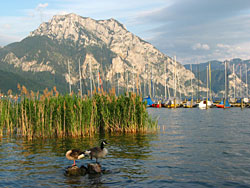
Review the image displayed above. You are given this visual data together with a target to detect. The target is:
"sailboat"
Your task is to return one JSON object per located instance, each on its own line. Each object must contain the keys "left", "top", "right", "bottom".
{"left": 166, "top": 56, "right": 181, "bottom": 108}
{"left": 183, "top": 64, "right": 198, "bottom": 108}
{"left": 216, "top": 61, "right": 231, "bottom": 108}
{"left": 243, "top": 64, "right": 249, "bottom": 103}
{"left": 216, "top": 99, "right": 231, "bottom": 108}
{"left": 143, "top": 96, "right": 154, "bottom": 107}
{"left": 199, "top": 63, "right": 213, "bottom": 109}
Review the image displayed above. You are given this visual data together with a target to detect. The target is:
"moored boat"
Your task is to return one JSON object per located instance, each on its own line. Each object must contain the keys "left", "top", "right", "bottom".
{"left": 183, "top": 100, "right": 198, "bottom": 108}
{"left": 216, "top": 99, "right": 231, "bottom": 108}
{"left": 163, "top": 98, "right": 181, "bottom": 108}
{"left": 151, "top": 99, "right": 162, "bottom": 108}
{"left": 198, "top": 100, "right": 213, "bottom": 109}
{"left": 143, "top": 96, "right": 154, "bottom": 107}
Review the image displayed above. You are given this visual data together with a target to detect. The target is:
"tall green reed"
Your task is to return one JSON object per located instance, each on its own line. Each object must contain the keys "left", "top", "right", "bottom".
{"left": 0, "top": 86, "right": 157, "bottom": 139}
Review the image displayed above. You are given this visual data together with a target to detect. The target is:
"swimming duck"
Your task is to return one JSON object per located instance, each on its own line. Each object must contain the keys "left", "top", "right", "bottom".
{"left": 65, "top": 149, "right": 85, "bottom": 166}
{"left": 85, "top": 141, "right": 108, "bottom": 164}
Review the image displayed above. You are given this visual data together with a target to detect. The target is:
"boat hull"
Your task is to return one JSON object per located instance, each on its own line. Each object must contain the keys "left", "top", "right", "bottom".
{"left": 198, "top": 100, "right": 212, "bottom": 109}
{"left": 216, "top": 104, "right": 230, "bottom": 108}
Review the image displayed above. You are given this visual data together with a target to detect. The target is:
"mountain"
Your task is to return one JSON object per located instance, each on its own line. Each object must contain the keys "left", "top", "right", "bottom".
{"left": 184, "top": 59, "right": 250, "bottom": 98}
{"left": 0, "top": 13, "right": 205, "bottom": 97}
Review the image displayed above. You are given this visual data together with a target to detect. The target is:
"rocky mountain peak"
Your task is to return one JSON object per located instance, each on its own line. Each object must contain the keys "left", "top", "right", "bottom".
{"left": 1, "top": 13, "right": 208, "bottom": 97}
{"left": 30, "top": 13, "right": 127, "bottom": 44}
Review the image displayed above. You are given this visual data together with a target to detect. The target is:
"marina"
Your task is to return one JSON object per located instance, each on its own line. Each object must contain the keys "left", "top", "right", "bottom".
{"left": 144, "top": 96, "right": 250, "bottom": 109}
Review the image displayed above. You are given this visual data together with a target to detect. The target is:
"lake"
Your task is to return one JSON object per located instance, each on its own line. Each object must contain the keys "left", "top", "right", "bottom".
{"left": 0, "top": 107, "right": 250, "bottom": 187}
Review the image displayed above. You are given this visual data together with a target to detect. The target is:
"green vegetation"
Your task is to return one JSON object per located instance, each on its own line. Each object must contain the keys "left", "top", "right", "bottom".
{"left": 0, "top": 86, "right": 157, "bottom": 139}
{"left": 0, "top": 35, "right": 117, "bottom": 95}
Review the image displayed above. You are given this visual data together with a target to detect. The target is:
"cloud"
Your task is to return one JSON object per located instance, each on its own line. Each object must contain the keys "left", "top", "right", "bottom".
{"left": 217, "top": 44, "right": 231, "bottom": 49}
{"left": 192, "top": 43, "right": 210, "bottom": 50}
{"left": 37, "top": 3, "right": 48, "bottom": 10}
{"left": 3, "top": 24, "right": 11, "bottom": 29}
{"left": 136, "top": 0, "right": 250, "bottom": 63}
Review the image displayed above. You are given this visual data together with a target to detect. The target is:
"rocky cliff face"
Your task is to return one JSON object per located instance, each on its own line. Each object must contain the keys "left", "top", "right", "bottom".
{"left": 1, "top": 13, "right": 206, "bottom": 97}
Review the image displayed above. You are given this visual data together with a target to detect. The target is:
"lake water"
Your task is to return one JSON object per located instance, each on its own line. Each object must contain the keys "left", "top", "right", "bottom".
{"left": 0, "top": 108, "right": 250, "bottom": 187}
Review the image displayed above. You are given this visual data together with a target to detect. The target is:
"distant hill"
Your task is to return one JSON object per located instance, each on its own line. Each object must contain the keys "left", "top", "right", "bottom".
{"left": 0, "top": 69, "right": 43, "bottom": 93}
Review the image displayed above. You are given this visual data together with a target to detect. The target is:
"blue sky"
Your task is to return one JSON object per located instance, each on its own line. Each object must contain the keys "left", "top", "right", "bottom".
{"left": 1, "top": 0, "right": 250, "bottom": 64}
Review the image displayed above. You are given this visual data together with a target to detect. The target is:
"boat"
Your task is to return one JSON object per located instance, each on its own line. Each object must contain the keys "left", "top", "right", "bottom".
{"left": 216, "top": 61, "right": 231, "bottom": 109}
{"left": 143, "top": 96, "right": 154, "bottom": 107}
{"left": 163, "top": 98, "right": 181, "bottom": 108}
{"left": 198, "top": 100, "right": 212, "bottom": 109}
{"left": 183, "top": 99, "right": 198, "bottom": 108}
{"left": 216, "top": 99, "right": 231, "bottom": 108}
{"left": 163, "top": 57, "right": 181, "bottom": 108}
{"left": 243, "top": 98, "right": 249, "bottom": 103}
{"left": 198, "top": 64, "right": 213, "bottom": 109}
{"left": 151, "top": 100, "right": 162, "bottom": 108}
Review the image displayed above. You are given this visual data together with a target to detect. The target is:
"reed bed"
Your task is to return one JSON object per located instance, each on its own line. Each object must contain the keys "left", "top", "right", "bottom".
{"left": 0, "top": 86, "right": 157, "bottom": 139}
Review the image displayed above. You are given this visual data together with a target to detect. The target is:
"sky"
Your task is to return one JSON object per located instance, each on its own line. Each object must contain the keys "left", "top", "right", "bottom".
{"left": 1, "top": 0, "right": 250, "bottom": 64}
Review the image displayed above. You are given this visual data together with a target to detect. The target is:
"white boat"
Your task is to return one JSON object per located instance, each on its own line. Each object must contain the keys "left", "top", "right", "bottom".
{"left": 243, "top": 98, "right": 249, "bottom": 103}
{"left": 198, "top": 64, "right": 213, "bottom": 109}
{"left": 198, "top": 100, "right": 212, "bottom": 109}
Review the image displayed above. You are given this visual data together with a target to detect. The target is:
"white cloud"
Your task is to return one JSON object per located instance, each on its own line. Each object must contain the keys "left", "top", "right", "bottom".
{"left": 192, "top": 43, "right": 210, "bottom": 50}
{"left": 3, "top": 24, "right": 11, "bottom": 29}
{"left": 217, "top": 42, "right": 250, "bottom": 60}
{"left": 217, "top": 43, "right": 230, "bottom": 48}
{"left": 37, "top": 3, "right": 49, "bottom": 10}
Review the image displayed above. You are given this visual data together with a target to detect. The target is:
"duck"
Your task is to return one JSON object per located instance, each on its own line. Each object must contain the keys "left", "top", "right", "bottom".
{"left": 65, "top": 149, "right": 85, "bottom": 166}
{"left": 84, "top": 141, "right": 108, "bottom": 164}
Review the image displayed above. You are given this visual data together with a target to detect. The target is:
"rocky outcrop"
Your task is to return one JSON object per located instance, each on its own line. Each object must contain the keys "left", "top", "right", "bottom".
{"left": 65, "top": 163, "right": 102, "bottom": 176}
{"left": 3, "top": 52, "right": 55, "bottom": 73}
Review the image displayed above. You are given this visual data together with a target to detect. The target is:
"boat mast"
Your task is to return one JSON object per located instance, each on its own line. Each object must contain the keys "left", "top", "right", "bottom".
{"left": 149, "top": 64, "right": 151, "bottom": 97}
{"left": 152, "top": 65, "right": 155, "bottom": 98}
{"left": 174, "top": 56, "right": 177, "bottom": 98}
{"left": 98, "top": 68, "right": 102, "bottom": 93}
{"left": 132, "top": 65, "right": 135, "bottom": 93}
{"left": 225, "top": 61, "right": 227, "bottom": 99}
{"left": 246, "top": 64, "right": 248, "bottom": 97}
{"left": 127, "top": 70, "right": 129, "bottom": 93}
{"left": 78, "top": 59, "right": 82, "bottom": 97}
{"left": 97, "top": 68, "right": 100, "bottom": 92}
{"left": 165, "top": 60, "right": 167, "bottom": 100}
{"left": 168, "top": 83, "right": 171, "bottom": 99}
{"left": 89, "top": 58, "right": 93, "bottom": 97}
{"left": 190, "top": 64, "right": 193, "bottom": 100}
{"left": 117, "top": 72, "right": 119, "bottom": 95}
{"left": 67, "top": 60, "right": 72, "bottom": 94}
{"left": 136, "top": 71, "right": 139, "bottom": 95}
{"left": 233, "top": 64, "right": 236, "bottom": 99}
{"left": 207, "top": 66, "right": 209, "bottom": 100}
{"left": 144, "top": 65, "right": 146, "bottom": 97}
{"left": 198, "top": 63, "right": 200, "bottom": 100}
{"left": 240, "top": 64, "right": 242, "bottom": 98}
{"left": 209, "top": 62, "right": 212, "bottom": 101}
{"left": 178, "top": 72, "right": 181, "bottom": 99}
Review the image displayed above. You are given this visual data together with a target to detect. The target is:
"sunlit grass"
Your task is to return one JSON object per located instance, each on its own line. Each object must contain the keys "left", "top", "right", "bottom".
{"left": 0, "top": 85, "right": 157, "bottom": 139}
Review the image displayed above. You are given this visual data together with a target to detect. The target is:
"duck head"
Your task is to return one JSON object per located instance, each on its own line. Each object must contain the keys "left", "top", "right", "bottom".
{"left": 102, "top": 140, "right": 108, "bottom": 145}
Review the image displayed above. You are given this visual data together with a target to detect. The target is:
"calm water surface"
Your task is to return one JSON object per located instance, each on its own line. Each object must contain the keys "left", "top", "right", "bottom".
{"left": 0, "top": 108, "right": 250, "bottom": 187}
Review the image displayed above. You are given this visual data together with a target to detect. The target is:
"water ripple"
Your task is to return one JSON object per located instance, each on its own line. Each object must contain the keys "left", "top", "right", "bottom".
{"left": 0, "top": 108, "right": 250, "bottom": 187}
